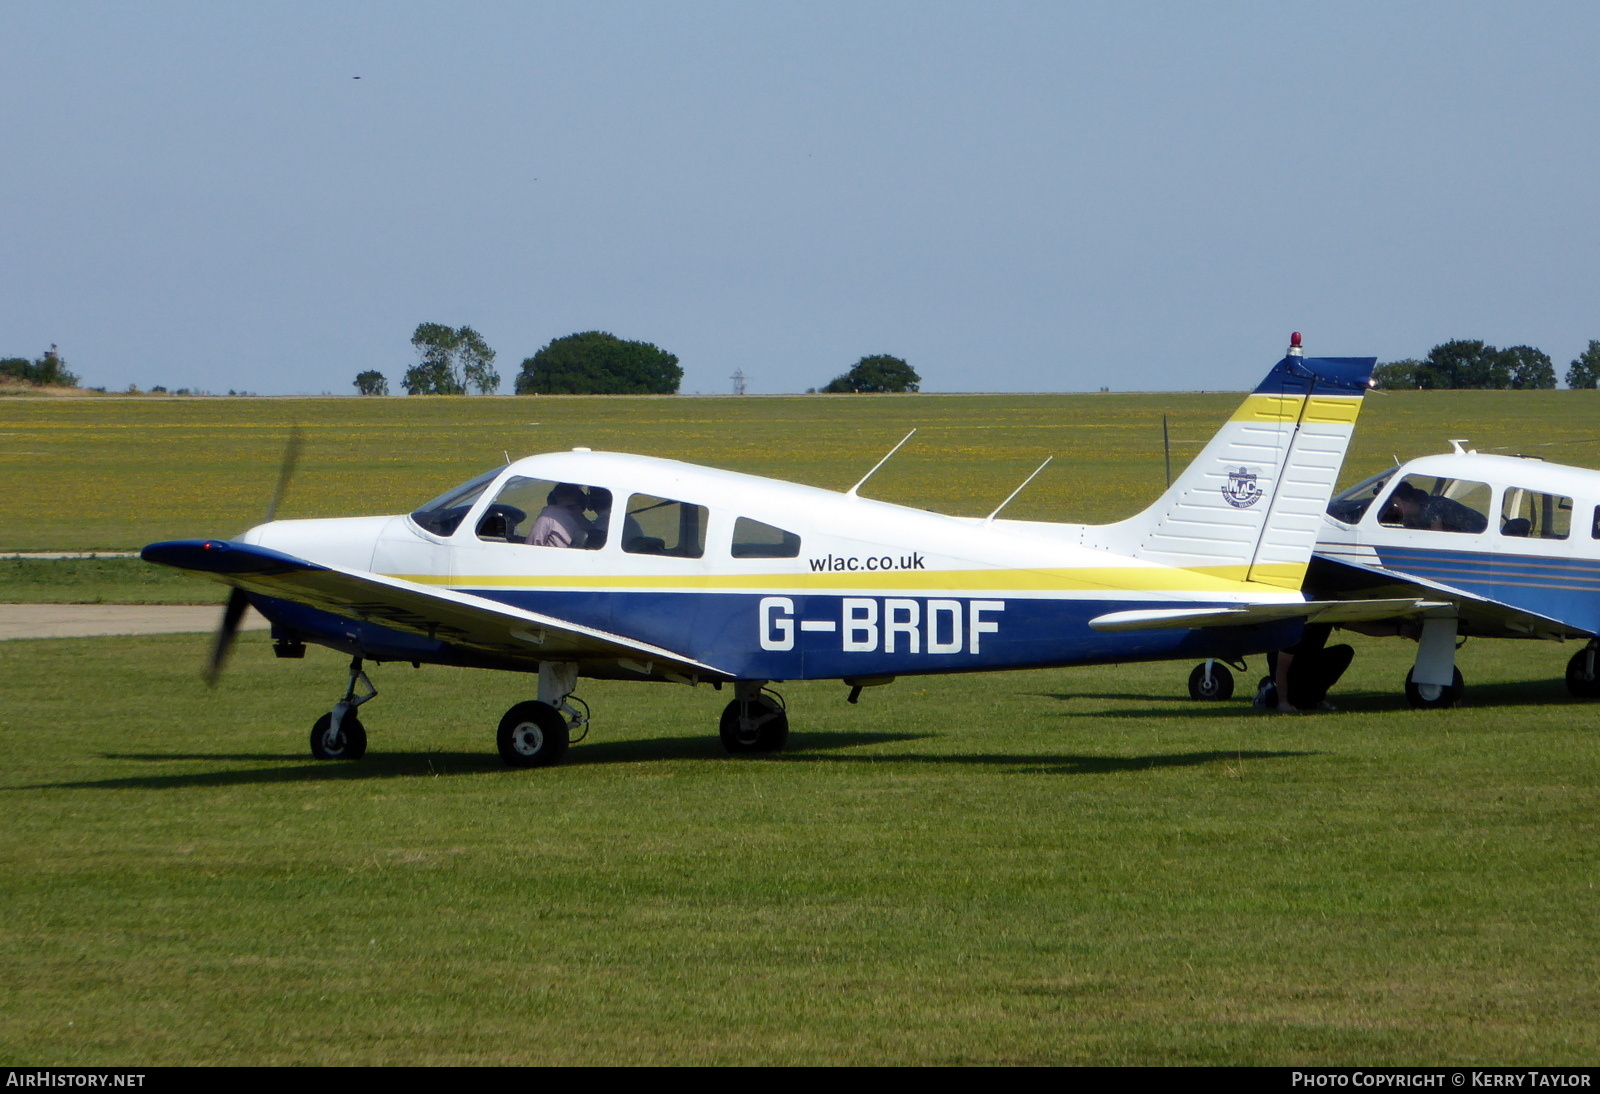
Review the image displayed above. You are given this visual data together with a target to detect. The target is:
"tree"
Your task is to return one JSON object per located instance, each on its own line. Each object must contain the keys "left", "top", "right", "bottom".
{"left": 354, "top": 370, "right": 389, "bottom": 396}
{"left": 514, "top": 331, "right": 682, "bottom": 395}
{"left": 0, "top": 345, "right": 78, "bottom": 387}
{"left": 401, "top": 323, "right": 498, "bottom": 395}
{"left": 821, "top": 355, "right": 920, "bottom": 393}
{"left": 1502, "top": 345, "right": 1556, "bottom": 390}
{"left": 1371, "top": 359, "right": 1422, "bottom": 390}
{"left": 1413, "top": 340, "right": 1506, "bottom": 389}
{"left": 1566, "top": 340, "right": 1600, "bottom": 389}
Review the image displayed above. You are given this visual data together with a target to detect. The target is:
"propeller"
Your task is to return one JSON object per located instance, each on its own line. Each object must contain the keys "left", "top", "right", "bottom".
{"left": 206, "top": 426, "right": 302, "bottom": 685}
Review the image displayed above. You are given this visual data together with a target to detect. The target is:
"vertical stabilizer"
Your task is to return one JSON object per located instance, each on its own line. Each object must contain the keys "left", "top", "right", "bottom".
{"left": 1085, "top": 336, "right": 1375, "bottom": 589}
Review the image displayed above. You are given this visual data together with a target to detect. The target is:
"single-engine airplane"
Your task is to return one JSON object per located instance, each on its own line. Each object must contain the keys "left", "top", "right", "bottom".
{"left": 144, "top": 335, "right": 1424, "bottom": 767}
{"left": 1307, "top": 442, "right": 1600, "bottom": 708}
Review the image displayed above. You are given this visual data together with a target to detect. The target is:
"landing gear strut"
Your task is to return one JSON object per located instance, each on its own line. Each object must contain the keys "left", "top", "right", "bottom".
{"left": 719, "top": 681, "right": 788, "bottom": 754}
{"left": 497, "top": 661, "right": 588, "bottom": 768}
{"left": 310, "top": 656, "right": 373, "bottom": 760}
{"left": 1405, "top": 614, "right": 1464, "bottom": 710}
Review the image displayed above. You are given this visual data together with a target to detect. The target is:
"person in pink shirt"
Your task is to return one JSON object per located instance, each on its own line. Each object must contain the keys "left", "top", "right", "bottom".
{"left": 526, "top": 483, "right": 597, "bottom": 548}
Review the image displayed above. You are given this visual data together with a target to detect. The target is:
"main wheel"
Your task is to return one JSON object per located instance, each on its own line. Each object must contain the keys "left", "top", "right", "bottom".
{"left": 719, "top": 694, "right": 789, "bottom": 754}
{"left": 1566, "top": 649, "right": 1600, "bottom": 699}
{"left": 1187, "top": 662, "right": 1235, "bottom": 701}
{"left": 497, "top": 701, "right": 570, "bottom": 768}
{"left": 1404, "top": 667, "right": 1464, "bottom": 710}
{"left": 310, "top": 712, "right": 367, "bottom": 760}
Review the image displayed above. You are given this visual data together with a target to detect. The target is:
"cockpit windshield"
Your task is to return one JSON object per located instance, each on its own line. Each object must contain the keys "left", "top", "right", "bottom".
{"left": 410, "top": 468, "right": 501, "bottom": 537}
{"left": 1326, "top": 469, "right": 1396, "bottom": 525}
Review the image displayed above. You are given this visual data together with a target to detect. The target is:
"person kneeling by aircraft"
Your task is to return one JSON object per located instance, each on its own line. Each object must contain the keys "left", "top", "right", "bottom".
{"left": 1256, "top": 624, "right": 1355, "bottom": 713}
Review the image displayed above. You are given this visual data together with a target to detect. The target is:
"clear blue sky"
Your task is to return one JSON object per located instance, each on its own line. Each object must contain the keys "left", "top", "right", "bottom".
{"left": 3, "top": 2, "right": 1598, "bottom": 394}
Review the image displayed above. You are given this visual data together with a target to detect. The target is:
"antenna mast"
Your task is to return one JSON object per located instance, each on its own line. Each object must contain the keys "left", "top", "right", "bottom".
{"left": 846, "top": 429, "right": 917, "bottom": 498}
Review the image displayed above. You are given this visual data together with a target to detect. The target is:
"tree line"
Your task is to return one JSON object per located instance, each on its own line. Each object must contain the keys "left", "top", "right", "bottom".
{"left": 1374, "top": 339, "right": 1600, "bottom": 390}
{"left": 357, "top": 325, "right": 684, "bottom": 396}
{"left": 359, "top": 324, "right": 925, "bottom": 396}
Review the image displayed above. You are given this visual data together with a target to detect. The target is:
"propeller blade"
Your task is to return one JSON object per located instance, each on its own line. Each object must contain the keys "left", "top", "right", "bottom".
{"left": 263, "top": 426, "right": 303, "bottom": 524}
{"left": 205, "top": 588, "right": 250, "bottom": 686}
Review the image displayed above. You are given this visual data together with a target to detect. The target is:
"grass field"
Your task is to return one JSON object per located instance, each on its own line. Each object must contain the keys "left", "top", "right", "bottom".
{"left": 0, "top": 557, "right": 220, "bottom": 604}
{"left": 2, "top": 389, "right": 1599, "bottom": 1064}
{"left": 2, "top": 389, "right": 1597, "bottom": 552}
{"left": 2, "top": 630, "right": 1596, "bottom": 1065}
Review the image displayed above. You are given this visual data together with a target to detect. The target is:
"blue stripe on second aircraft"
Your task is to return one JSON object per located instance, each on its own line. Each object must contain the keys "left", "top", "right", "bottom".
{"left": 1372, "top": 544, "right": 1600, "bottom": 634}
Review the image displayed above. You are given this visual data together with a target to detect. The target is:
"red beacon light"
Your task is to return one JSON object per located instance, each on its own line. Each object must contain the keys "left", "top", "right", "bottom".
{"left": 1288, "top": 331, "right": 1303, "bottom": 357}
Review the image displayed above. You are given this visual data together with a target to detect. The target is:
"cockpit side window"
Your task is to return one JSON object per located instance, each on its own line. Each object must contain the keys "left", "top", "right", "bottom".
{"left": 622, "top": 494, "right": 708, "bottom": 558}
{"left": 1377, "top": 475, "right": 1491, "bottom": 534}
{"left": 476, "top": 477, "right": 613, "bottom": 549}
{"left": 731, "top": 517, "right": 801, "bottom": 558}
{"left": 410, "top": 469, "right": 501, "bottom": 537}
{"left": 1326, "top": 469, "right": 1396, "bottom": 525}
{"left": 1500, "top": 487, "right": 1571, "bottom": 540}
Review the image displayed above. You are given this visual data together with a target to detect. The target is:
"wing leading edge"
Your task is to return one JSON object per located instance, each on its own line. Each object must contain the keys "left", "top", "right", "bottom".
{"left": 141, "top": 539, "right": 728, "bottom": 678}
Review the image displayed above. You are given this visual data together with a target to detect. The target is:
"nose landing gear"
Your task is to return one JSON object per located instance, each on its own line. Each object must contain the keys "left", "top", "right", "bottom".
{"left": 310, "top": 657, "right": 374, "bottom": 760}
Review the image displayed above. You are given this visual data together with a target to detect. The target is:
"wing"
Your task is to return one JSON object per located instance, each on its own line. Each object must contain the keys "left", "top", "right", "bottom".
{"left": 1088, "top": 597, "right": 1451, "bottom": 633}
{"left": 141, "top": 539, "right": 728, "bottom": 677}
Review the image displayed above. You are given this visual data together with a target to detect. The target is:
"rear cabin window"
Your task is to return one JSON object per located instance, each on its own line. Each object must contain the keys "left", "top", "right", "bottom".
{"left": 410, "top": 469, "right": 501, "bottom": 537}
{"left": 731, "top": 517, "right": 801, "bottom": 558}
{"left": 1377, "top": 475, "right": 1491, "bottom": 534}
{"left": 476, "top": 477, "right": 613, "bottom": 549}
{"left": 1500, "top": 487, "right": 1571, "bottom": 540}
{"left": 1326, "top": 469, "right": 1396, "bottom": 525}
{"left": 1593, "top": 507, "right": 1600, "bottom": 540}
{"left": 622, "top": 494, "right": 709, "bottom": 558}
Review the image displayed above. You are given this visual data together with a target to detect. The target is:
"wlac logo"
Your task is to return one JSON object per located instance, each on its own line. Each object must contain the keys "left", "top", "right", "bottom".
{"left": 1221, "top": 466, "right": 1263, "bottom": 508}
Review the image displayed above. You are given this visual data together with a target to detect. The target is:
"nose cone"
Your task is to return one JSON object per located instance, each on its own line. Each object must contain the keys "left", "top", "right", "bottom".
{"left": 236, "top": 515, "right": 396, "bottom": 572}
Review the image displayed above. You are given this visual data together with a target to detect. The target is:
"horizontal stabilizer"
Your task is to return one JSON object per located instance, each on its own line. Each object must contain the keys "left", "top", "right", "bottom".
{"left": 1088, "top": 597, "right": 1450, "bottom": 633}
{"left": 141, "top": 539, "right": 726, "bottom": 676}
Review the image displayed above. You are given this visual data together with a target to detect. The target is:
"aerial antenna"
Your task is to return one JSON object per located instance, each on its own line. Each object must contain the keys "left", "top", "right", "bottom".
{"left": 986, "top": 457, "right": 1052, "bottom": 524}
{"left": 1162, "top": 414, "right": 1172, "bottom": 487}
{"left": 846, "top": 429, "right": 916, "bottom": 498}
{"left": 503, "top": 450, "right": 512, "bottom": 465}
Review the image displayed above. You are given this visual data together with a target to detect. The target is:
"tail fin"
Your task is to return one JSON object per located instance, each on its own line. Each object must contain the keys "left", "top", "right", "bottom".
{"left": 1086, "top": 337, "right": 1376, "bottom": 589}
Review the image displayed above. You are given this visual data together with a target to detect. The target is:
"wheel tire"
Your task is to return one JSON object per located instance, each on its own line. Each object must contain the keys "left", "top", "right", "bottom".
{"left": 1566, "top": 650, "right": 1600, "bottom": 699}
{"left": 719, "top": 695, "right": 789, "bottom": 754}
{"left": 1404, "top": 667, "right": 1464, "bottom": 710}
{"left": 497, "top": 701, "right": 570, "bottom": 768}
{"left": 310, "top": 712, "right": 367, "bottom": 760}
{"left": 1187, "top": 662, "right": 1235, "bottom": 701}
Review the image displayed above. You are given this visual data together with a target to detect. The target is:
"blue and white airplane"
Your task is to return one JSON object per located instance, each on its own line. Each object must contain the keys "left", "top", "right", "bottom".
{"left": 1308, "top": 442, "right": 1600, "bottom": 708}
{"left": 144, "top": 336, "right": 1420, "bottom": 767}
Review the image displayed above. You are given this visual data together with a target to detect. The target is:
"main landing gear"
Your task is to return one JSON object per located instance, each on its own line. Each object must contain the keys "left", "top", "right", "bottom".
{"left": 718, "top": 682, "right": 789, "bottom": 754}
{"left": 310, "top": 657, "right": 374, "bottom": 760}
{"left": 497, "top": 662, "right": 589, "bottom": 768}
{"left": 1404, "top": 614, "right": 1464, "bottom": 710}
{"left": 1567, "top": 640, "right": 1600, "bottom": 699}
{"left": 1187, "top": 659, "right": 1240, "bottom": 701}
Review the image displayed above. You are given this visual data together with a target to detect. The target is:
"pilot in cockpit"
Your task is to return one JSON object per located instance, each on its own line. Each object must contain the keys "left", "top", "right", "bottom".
{"left": 527, "top": 483, "right": 598, "bottom": 548}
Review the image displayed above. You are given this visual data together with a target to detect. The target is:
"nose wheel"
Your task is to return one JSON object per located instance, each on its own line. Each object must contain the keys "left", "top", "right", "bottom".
{"left": 310, "top": 657, "right": 375, "bottom": 760}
